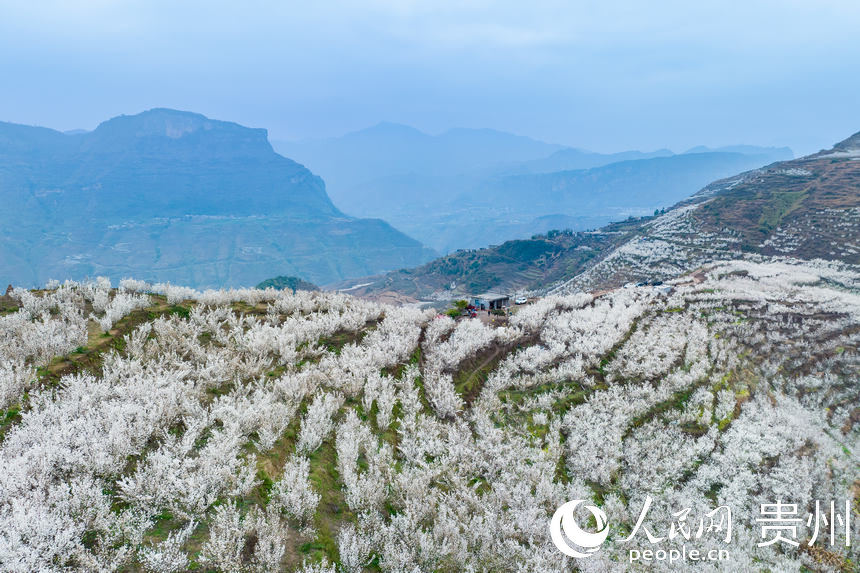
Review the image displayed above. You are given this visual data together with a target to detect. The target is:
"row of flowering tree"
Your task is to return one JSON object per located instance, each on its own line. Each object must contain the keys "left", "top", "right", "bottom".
{"left": 0, "top": 258, "right": 857, "bottom": 571}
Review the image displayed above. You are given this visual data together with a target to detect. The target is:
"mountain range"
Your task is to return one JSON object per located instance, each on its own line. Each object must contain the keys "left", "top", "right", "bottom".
{"left": 274, "top": 125, "right": 792, "bottom": 252}
{"left": 0, "top": 109, "right": 435, "bottom": 288}
{"left": 332, "top": 130, "right": 859, "bottom": 301}
{"left": 0, "top": 109, "right": 809, "bottom": 292}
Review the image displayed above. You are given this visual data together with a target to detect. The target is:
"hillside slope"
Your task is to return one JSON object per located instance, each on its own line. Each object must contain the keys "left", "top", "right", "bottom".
{"left": 332, "top": 220, "right": 638, "bottom": 300}
{"left": 335, "top": 130, "right": 857, "bottom": 301}
{"left": 0, "top": 260, "right": 857, "bottom": 570}
{"left": 0, "top": 109, "right": 435, "bottom": 288}
{"left": 553, "top": 130, "right": 860, "bottom": 293}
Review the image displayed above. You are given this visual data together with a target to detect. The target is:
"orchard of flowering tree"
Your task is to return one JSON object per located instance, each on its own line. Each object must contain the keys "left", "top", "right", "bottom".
{"left": 0, "top": 259, "right": 857, "bottom": 572}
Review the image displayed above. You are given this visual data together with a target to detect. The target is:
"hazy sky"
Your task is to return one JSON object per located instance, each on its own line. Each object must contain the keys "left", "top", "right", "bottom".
{"left": 1, "top": 0, "right": 858, "bottom": 155}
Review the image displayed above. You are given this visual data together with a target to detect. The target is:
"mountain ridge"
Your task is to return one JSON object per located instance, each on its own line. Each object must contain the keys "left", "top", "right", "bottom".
{"left": 328, "top": 129, "right": 857, "bottom": 301}
{"left": 275, "top": 124, "right": 794, "bottom": 252}
{"left": 0, "top": 109, "right": 435, "bottom": 288}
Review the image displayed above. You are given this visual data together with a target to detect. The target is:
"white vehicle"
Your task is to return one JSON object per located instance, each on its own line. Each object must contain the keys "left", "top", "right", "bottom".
{"left": 514, "top": 296, "right": 528, "bottom": 305}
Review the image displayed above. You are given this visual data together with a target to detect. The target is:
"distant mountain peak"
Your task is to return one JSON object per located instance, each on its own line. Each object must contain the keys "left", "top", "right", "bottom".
{"left": 92, "top": 108, "right": 267, "bottom": 142}
{"left": 81, "top": 108, "right": 274, "bottom": 159}
{"left": 356, "top": 121, "right": 426, "bottom": 137}
{"left": 683, "top": 144, "right": 794, "bottom": 158}
{"left": 0, "top": 110, "right": 435, "bottom": 288}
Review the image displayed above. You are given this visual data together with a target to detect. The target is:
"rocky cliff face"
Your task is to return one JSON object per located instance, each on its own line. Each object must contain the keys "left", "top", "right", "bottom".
{"left": 0, "top": 109, "right": 435, "bottom": 288}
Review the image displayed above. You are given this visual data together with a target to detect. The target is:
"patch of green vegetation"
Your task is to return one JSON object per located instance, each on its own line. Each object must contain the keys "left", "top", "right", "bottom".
{"left": 411, "top": 372, "right": 433, "bottom": 414}
{"left": 586, "top": 480, "right": 612, "bottom": 505}
{"left": 254, "top": 412, "right": 302, "bottom": 487}
{"left": 256, "top": 275, "right": 319, "bottom": 293}
{"left": 320, "top": 331, "right": 358, "bottom": 355}
{"left": 168, "top": 304, "right": 191, "bottom": 319}
{"left": 205, "top": 380, "right": 234, "bottom": 400}
{"left": 592, "top": 318, "right": 640, "bottom": 381}
{"left": 453, "top": 346, "right": 508, "bottom": 406}
{"left": 112, "top": 337, "right": 127, "bottom": 353}
{"left": 254, "top": 468, "right": 275, "bottom": 506}
{"left": 626, "top": 385, "right": 699, "bottom": 437}
{"left": 757, "top": 189, "right": 808, "bottom": 233}
{"left": 0, "top": 297, "right": 20, "bottom": 316}
{"left": 554, "top": 454, "right": 572, "bottom": 486}
{"left": 306, "top": 440, "right": 352, "bottom": 564}
{"left": 266, "top": 366, "right": 286, "bottom": 378}
{"left": 526, "top": 416, "right": 549, "bottom": 441}
{"left": 299, "top": 540, "right": 331, "bottom": 558}
{"left": 81, "top": 529, "right": 99, "bottom": 550}
{"left": 378, "top": 404, "right": 402, "bottom": 452}
{"left": 704, "top": 482, "right": 724, "bottom": 504}
{"left": 550, "top": 386, "right": 590, "bottom": 415}
{"left": 319, "top": 322, "right": 376, "bottom": 356}
{"left": 679, "top": 421, "right": 709, "bottom": 437}
{"left": 0, "top": 406, "right": 22, "bottom": 436}
{"left": 142, "top": 509, "right": 184, "bottom": 546}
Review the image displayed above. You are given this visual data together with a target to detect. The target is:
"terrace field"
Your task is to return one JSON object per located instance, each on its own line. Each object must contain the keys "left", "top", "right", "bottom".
{"left": 0, "top": 259, "right": 857, "bottom": 571}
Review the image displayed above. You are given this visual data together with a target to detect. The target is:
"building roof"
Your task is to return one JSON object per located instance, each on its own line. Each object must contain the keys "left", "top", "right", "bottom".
{"left": 474, "top": 292, "right": 509, "bottom": 300}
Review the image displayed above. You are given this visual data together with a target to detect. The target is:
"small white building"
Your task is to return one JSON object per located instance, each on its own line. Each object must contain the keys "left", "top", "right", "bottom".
{"left": 473, "top": 292, "right": 510, "bottom": 310}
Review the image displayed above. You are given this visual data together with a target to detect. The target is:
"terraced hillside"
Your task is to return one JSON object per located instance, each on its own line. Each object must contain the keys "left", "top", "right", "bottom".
{"left": 696, "top": 134, "right": 859, "bottom": 260}
{"left": 553, "top": 131, "right": 859, "bottom": 294}
{"left": 0, "top": 260, "right": 857, "bottom": 571}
